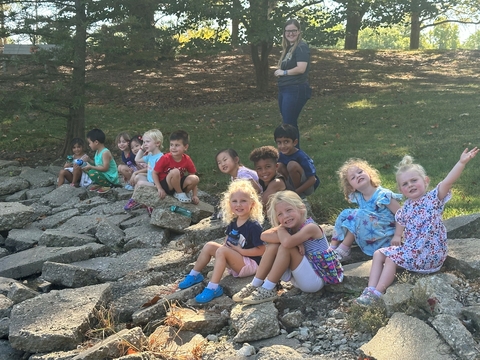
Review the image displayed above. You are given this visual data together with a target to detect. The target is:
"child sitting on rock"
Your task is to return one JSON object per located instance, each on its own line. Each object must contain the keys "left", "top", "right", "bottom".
{"left": 152, "top": 130, "right": 200, "bottom": 204}
{"left": 57, "top": 138, "right": 91, "bottom": 188}
{"left": 83, "top": 129, "right": 120, "bottom": 194}
{"left": 355, "top": 148, "right": 478, "bottom": 306}
{"left": 249, "top": 145, "right": 287, "bottom": 207}
{"left": 178, "top": 179, "right": 265, "bottom": 303}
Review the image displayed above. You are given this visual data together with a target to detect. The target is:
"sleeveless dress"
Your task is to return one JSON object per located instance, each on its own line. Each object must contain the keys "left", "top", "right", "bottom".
{"left": 331, "top": 187, "right": 402, "bottom": 256}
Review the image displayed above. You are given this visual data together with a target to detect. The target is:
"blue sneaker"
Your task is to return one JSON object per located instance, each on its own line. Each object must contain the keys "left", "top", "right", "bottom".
{"left": 178, "top": 274, "right": 204, "bottom": 290}
{"left": 195, "top": 286, "right": 224, "bottom": 303}
{"left": 124, "top": 184, "right": 134, "bottom": 191}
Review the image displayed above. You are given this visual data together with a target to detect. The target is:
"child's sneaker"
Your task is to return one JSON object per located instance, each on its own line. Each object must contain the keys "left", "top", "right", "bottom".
{"left": 232, "top": 284, "right": 257, "bottom": 303}
{"left": 97, "top": 186, "right": 111, "bottom": 194}
{"left": 89, "top": 184, "right": 101, "bottom": 192}
{"left": 195, "top": 286, "right": 224, "bottom": 303}
{"left": 124, "top": 184, "right": 134, "bottom": 191}
{"left": 174, "top": 192, "right": 191, "bottom": 203}
{"left": 178, "top": 274, "right": 204, "bottom": 290}
{"left": 243, "top": 286, "right": 277, "bottom": 305}
{"left": 335, "top": 247, "right": 351, "bottom": 261}
{"left": 124, "top": 198, "right": 140, "bottom": 211}
{"left": 355, "top": 288, "right": 381, "bottom": 306}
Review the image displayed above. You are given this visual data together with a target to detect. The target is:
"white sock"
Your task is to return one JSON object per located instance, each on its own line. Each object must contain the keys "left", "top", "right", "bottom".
{"left": 189, "top": 270, "right": 200, "bottom": 276}
{"left": 262, "top": 279, "right": 276, "bottom": 291}
{"left": 252, "top": 277, "right": 264, "bottom": 287}
{"left": 207, "top": 282, "right": 218, "bottom": 290}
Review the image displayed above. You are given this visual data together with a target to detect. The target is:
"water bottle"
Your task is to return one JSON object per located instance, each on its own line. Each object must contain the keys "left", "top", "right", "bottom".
{"left": 170, "top": 205, "right": 192, "bottom": 218}
{"left": 227, "top": 229, "right": 240, "bottom": 246}
{"left": 66, "top": 155, "right": 73, "bottom": 163}
{"left": 74, "top": 159, "right": 87, "bottom": 167}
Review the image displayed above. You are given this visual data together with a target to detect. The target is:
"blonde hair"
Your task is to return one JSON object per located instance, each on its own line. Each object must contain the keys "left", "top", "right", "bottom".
{"left": 220, "top": 179, "right": 264, "bottom": 225}
{"left": 395, "top": 155, "right": 428, "bottom": 187}
{"left": 143, "top": 129, "right": 163, "bottom": 150}
{"left": 266, "top": 190, "right": 306, "bottom": 227}
{"left": 337, "top": 158, "right": 381, "bottom": 200}
{"left": 277, "top": 19, "right": 303, "bottom": 68}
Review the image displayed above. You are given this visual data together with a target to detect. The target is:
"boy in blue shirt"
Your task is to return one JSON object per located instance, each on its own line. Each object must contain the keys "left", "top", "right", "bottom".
{"left": 274, "top": 124, "right": 319, "bottom": 198}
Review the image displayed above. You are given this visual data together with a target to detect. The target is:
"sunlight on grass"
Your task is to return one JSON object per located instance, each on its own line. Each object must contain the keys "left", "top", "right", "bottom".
{"left": 346, "top": 99, "right": 377, "bottom": 109}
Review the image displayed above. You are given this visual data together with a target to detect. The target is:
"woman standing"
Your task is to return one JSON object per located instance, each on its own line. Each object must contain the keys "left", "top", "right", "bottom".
{"left": 274, "top": 19, "right": 312, "bottom": 147}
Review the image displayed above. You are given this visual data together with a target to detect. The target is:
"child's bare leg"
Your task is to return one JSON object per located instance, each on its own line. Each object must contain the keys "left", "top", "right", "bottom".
{"left": 286, "top": 161, "right": 303, "bottom": 188}
{"left": 255, "top": 243, "right": 280, "bottom": 280}
{"left": 135, "top": 176, "right": 153, "bottom": 187}
{"left": 192, "top": 242, "right": 222, "bottom": 272}
{"left": 118, "top": 165, "right": 132, "bottom": 182}
{"left": 166, "top": 169, "right": 182, "bottom": 193}
{"left": 265, "top": 246, "right": 302, "bottom": 283}
{"left": 210, "top": 246, "right": 245, "bottom": 284}
{"left": 368, "top": 250, "right": 388, "bottom": 289}
{"left": 58, "top": 169, "right": 73, "bottom": 187}
{"left": 183, "top": 175, "right": 200, "bottom": 193}
{"left": 71, "top": 167, "right": 83, "bottom": 186}
{"left": 374, "top": 258, "right": 397, "bottom": 293}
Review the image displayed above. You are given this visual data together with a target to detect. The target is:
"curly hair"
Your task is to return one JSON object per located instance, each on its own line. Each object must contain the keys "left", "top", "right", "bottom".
{"left": 337, "top": 158, "right": 382, "bottom": 200}
{"left": 266, "top": 190, "right": 306, "bottom": 227}
{"left": 395, "top": 155, "right": 428, "bottom": 187}
{"left": 220, "top": 179, "right": 264, "bottom": 225}
{"left": 249, "top": 146, "right": 279, "bottom": 164}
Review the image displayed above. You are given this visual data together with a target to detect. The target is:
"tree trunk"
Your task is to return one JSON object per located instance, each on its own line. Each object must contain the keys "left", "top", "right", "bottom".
{"left": 62, "top": 0, "right": 86, "bottom": 156}
{"left": 344, "top": 2, "right": 366, "bottom": 50}
{"left": 250, "top": 40, "right": 272, "bottom": 92}
{"left": 231, "top": 18, "right": 239, "bottom": 47}
{"left": 410, "top": 11, "right": 421, "bottom": 49}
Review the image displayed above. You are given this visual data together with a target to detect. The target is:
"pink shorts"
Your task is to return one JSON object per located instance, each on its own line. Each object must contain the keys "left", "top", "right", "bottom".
{"left": 228, "top": 257, "right": 259, "bottom": 278}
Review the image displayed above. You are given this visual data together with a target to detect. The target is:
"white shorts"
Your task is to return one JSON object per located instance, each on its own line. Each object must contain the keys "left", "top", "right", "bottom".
{"left": 290, "top": 256, "right": 324, "bottom": 292}
{"left": 228, "top": 257, "right": 259, "bottom": 278}
{"left": 63, "top": 167, "right": 92, "bottom": 187}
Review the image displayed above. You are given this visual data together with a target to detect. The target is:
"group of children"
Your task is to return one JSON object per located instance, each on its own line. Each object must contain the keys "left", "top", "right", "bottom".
{"left": 57, "top": 124, "right": 479, "bottom": 307}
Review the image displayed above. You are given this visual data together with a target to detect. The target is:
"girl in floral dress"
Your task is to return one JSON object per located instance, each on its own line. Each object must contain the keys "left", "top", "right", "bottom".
{"left": 330, "top": 159, "right": 402, "bottom": 260}
{"left": 356, "top": 148, "right": 478, "bottom": 305}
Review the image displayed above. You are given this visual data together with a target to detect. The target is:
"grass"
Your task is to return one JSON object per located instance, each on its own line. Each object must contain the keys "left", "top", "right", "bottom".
{"left": 2, "top": 50, "right": 480, "bottom": 223}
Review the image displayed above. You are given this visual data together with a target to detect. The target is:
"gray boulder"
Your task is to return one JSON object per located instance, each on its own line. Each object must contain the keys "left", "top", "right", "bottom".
{"left": 26, "top": 186, "right": 55, "bottom": 200}
{"left": 9, "top": 283, "right": 111, "bottom": 353}
{"left": 431, "top": 313, "right": 480, "bottom": 360}
{"left": 360, "top": 312, "right": 456, "bottom": 359}
{"left": 123, "top": 225, "right": 169, "bottom": 250}
{"left": 95, "top": 219, "right": 125, "bottom": 249}
{"left": 7, "top": 282, "right": 38, "bottom": 304}
{"left": 445, "top": 213, "right": 480, "bottom": 239}
{"left": 256, "top": 345, "right": 304, "bottom": 360}
{"left": 0, "top": 202, "right": 34, "bottom": 231}
{"left": 38, "top": 229, "right": 96, "bottom": 247}
{"left": 5, "top": 225, "right": 43, "bottom": 252}
{"left": 39, "top": 185, "right": 87, "bottom": 207}
{"left": 0, "top": 243, "right": 106, "bottom": 279}
{"left": 33, "top": 208, "right": 80, "bottom": 229}
{"left": 445, "top": 238, "right": 480, "bottom": 279}
{"left": 150, "top": 208, "right": 191, "bottom": 232}
{"left": 230, "top": 302, "right": 280, "bottom": 342}
{"left": 0, "top": 176, "right": 30, "bottom": 196}
{"left": 42, "top": 261, "right": 100, "bottom": 288}
{"left": 19, "top": 167, "right": 56, "bottom": 189}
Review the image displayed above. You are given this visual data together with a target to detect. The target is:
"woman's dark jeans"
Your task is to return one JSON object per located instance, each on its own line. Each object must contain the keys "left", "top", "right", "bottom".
{"left": 278, "top": 82, "right": 312, "bottom": 147}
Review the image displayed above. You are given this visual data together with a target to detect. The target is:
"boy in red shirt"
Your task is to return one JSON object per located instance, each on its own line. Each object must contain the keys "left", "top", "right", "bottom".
{"left": 152, "top": 130, "right": 200, "bottom": 204}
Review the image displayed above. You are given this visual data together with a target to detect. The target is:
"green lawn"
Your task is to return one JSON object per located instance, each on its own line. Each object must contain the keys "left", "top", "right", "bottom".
{"left": 1, "top": 50, "right": 479, "bottom": 223}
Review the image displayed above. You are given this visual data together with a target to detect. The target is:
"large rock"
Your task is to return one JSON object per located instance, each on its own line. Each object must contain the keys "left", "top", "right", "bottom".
{"left": 413, "top": 273, "right": 463, "bottom": 316}
{"left": 0, "top": 202, "right": 34, "bottom": 231}
{"left": 42, "top": 261, "right": 100, "bottom": 288}
{"left": 34, "top": 208, "right": 80, "bottom": 229}
{"left": 183, "top": 218, "right": 227, "bottom": 246}
{"left": 150, "top": 208, "right": 191, "bottom": 232}
{"left": 95, "top": 219, "right": 125, "bottom": 249}
{"left": 360, "top": 312, "right": 456, "bottom": 359}
{"left": 431, "top": 313, "right": 480, "bottom": 360}
{"left": 0, "top": 176, "right": 30, "bottom": 196}
{"left": 5, "top": 225, "right": 44, "bottom": 252}
{"left": 230, "top": 302, "right": 280, "bottom": 342}
{"left": 26, "top": 186, "right": 55, "bottom": 200}
{"left": 445, "top": 214, "right": 480, "bottom": 239}
{"left": 444, "top": 238, "right": 480, "bottom": 279}
{"left": 165, "top": 307, "right": 228, "bottom": 337}
{"left": 19, "top": 167, "right": 56, "bottom": 189}
{"left": 0, "top": 339, "right": 25, "bottom": 360}
{"left": 38, "top": 229, "right": 96, "bottom": 247}
{"left": 9, "top": 283, "right": 111, "bottom": 353}
{"left": 256, "top": 345, "right": 304, "bottom": 360}
{"left": 132, "top": 185, "right": 214, "bottom": 222}
{"left": 325, "top": 260, "right": 370, "bottom": 294}
{"left": 39, "top": 185, "right": 87, "bottom": 207}
{"left": 72, "top": 327, "right": 146, "bottom": 360}
{"left": 123, "top": 225, "right": 169, "bottom": 250}
{"left": 0, "top": 243, "right": 106, "bottom": 279}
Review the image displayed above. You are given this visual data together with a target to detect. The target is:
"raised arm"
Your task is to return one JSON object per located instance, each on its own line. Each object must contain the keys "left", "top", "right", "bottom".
{"left": 438, "top": 147, "right": 478, "bottom": 200}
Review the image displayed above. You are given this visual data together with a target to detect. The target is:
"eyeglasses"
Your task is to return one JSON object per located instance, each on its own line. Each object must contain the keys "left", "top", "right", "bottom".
{"left": 284, "top": 30, "right": 298, "bottom": 35}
